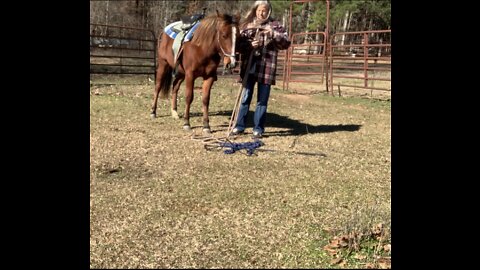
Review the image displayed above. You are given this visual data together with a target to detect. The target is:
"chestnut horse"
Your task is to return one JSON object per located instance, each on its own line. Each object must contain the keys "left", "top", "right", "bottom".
{"left": 151, "top": 11, "right": 240, "bottom": 133}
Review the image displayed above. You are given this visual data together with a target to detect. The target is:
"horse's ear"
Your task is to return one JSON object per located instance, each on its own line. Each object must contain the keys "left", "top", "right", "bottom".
{"left": 216, "top": 9, "right": 220, "bottom": 17}
{"left": 234, "top": 12, "right": 241, "bottom": 23}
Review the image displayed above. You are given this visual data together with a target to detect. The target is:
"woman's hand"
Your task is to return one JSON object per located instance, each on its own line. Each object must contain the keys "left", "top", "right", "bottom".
{"left": 261, "top": 26, "right": 273, "bottom": 40}
{"left": 251, "top": 39, "right": 261, "bottom": 48}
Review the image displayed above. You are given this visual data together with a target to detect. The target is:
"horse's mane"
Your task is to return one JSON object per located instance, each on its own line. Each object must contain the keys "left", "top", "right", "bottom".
{"left": 190, "top": 13, "right": 235, "bottom": 48}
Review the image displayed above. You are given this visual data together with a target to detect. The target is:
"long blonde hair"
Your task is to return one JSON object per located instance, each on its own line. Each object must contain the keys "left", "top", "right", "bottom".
{"left": 240, "top": 0, "right": 272, "bottom": 29}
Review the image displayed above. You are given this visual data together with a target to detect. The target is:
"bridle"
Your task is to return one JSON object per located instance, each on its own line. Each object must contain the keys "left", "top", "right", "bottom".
{"left": 217, "top": 25, "right": 237, "bottom": 66}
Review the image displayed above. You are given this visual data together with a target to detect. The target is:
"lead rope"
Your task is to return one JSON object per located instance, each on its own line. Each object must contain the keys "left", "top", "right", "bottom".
{"left": 190, "top": 47, "right": 262, "bottom": 156}
{"left": 189, "top": 131, "right": 264, "bottom": 156}
{"left": 191, "top": 28, "right": 268, "bottom": 156}
{"left": 226, "top": 28, "right": 262, "bottom": 139}
{"left": 226, "top": 49, "right": 255, "bottom": 139}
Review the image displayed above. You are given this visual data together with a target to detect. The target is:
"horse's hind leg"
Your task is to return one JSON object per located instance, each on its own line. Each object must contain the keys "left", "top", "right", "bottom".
{"left": 171, "top": 76, "right": 184, "bottom": 119}
{"left": 151, "top": 59, "right": 168, "bottom": 118}
{"left": 151, "top": 69, "right": 161, "bottom": 118}
{"left": 201, "top": 77, "right": 215, "bottom": 134}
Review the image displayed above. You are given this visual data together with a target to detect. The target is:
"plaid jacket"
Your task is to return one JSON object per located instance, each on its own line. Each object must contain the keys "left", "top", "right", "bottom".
{"left": 237, "top": 19, "right": 290, "bottom": 85}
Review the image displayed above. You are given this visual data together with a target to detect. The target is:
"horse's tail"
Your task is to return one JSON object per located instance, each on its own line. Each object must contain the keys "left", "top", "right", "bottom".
{"left": 158, "top": 63, "right": 173, "bottom": 99}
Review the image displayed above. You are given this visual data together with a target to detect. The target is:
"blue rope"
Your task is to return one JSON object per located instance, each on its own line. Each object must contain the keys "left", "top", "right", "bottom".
{"left": 220, "top": 140, "right": 264, "bottom": 156}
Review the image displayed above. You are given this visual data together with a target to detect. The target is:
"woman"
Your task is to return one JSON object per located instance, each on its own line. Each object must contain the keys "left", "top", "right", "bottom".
{"left": 231, "top": 0, "right": 290, "bottom": 138}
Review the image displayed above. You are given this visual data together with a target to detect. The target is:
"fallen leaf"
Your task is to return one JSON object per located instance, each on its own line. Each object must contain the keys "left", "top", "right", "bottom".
{"left": 377, "top": 257, "right": 391, "bottom": 269}
{"left": 330, "top": 257, "right": 343, "bottom": 265}
{"left": 353, "top": 254, "right": 367, "bottom": 260}
{"left": 372, "top": 223, "right": 384, "bottom": 235}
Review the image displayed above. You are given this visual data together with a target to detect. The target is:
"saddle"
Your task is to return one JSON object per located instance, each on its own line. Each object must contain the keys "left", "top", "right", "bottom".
{"left": 180, "top": 12, "right": 205, "bottom": 30}
{"left": 164, "top": 8, "right": 207, "bottom": 75}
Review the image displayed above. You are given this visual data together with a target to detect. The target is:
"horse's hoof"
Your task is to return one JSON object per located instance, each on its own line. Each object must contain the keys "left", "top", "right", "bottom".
{"left": 150, "top": 113, "right": 156, "bottom": 119}
{"left": 171, "top": 110, "right": 179, "bottom": 119}
{"left": 183, "top": 125, "right": 192, "bottom": 132}
{"left": 202, "top": 128, "right": 212, "bottom": 135}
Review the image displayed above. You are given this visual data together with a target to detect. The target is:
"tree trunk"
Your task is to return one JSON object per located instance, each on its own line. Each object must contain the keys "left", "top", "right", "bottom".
{"left": 340, "top": 10, "right": 349, "bottom": 46}
{"left": 305, "top": 1, "right": 311, "bottom": 44}
{"left": 104, "top": 0, "right": 109, "bottom": 35}
{"left": 346, "top": 11, "right": 353, "bottom": 43}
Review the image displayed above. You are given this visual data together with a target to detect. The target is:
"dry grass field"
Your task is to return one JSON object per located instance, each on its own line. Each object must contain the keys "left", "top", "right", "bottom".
{"left": 90, "top": 75, "right": 391, "bottom": 268}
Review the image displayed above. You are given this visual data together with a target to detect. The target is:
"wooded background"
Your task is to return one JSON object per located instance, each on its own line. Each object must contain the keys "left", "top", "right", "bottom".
{"left": 90, "top": 0, "right": 391, "bottom": 38}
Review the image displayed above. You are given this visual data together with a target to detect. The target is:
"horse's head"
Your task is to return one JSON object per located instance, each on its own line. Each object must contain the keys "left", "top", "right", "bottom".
{"left": 216, "top": 10, "right": 240, "bottom": 69}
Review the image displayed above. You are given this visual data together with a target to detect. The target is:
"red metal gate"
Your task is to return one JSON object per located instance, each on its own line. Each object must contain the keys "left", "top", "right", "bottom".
{"left": 282, "top": 0, "right": 330, "bottom": 93}
{"left": 328, "top": 30, "right": 391, "bottom": 96}
{"left": 283, "top": 31, "right": 327, "bottom": 92}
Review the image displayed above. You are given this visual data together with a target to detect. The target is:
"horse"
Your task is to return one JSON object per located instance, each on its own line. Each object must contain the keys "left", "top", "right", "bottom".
{"left": 151, "top": 11, "right": 240, "bottom": 134}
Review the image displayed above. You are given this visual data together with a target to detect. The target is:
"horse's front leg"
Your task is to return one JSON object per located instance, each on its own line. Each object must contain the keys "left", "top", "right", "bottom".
{"left": 183, "top": 74, "right": 195, "bottom": 131}
{"left": 201, "top": 77, "right": 215, "bottom": 134}
{"left": 171, "top": 76, "right": 184, "bottom": 119}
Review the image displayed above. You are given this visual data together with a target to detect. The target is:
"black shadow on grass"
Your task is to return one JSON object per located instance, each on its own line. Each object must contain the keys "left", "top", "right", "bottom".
{"left": 267, "top": 112, "right": 362, "bottom": 136}
{"left": 185, "top": 110, "right": 362, "bottom": 136}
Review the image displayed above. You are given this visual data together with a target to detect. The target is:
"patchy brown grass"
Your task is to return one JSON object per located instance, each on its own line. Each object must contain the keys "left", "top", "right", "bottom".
{"left": 90, "top": 76, "right": 391, "bottom": 268}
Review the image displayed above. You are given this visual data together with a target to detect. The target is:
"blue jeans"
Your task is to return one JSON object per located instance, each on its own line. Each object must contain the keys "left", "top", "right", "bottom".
{"left": 235, "top": 76, "right": 271, "bottom": 134}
